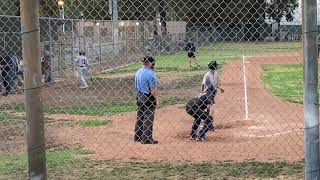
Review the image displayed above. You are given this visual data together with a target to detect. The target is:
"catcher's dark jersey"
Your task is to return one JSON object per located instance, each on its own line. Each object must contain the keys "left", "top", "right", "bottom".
{"left": 186, "top": 91, "right": 215, "bottom": 115}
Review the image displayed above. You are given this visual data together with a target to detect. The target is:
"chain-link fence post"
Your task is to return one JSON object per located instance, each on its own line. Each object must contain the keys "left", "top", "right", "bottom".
{"left": 48, "top": 17, "right": 54, "bottom": 83}
{"left": 71, "top": 20, "right": 76, "bottom": 79}
{"left": 112, "top": 0, "right": 119, "bottom": 55}
{"left": 98, "top": 22, "right": 102, "bottom": 70}
{"left": 58, "top": 38, "right": 62, "bottom": 76}
{"left": 303, "top": 0, "right": 320, "bottom": 179}
{"left": 20, "top": 0, "right": 47, "bottom": 179}
{"left": 0, "top": 0, "right": 313, "bottom": 178}
{"left": 79, "top": 16, "right": 83, "bottom": 52}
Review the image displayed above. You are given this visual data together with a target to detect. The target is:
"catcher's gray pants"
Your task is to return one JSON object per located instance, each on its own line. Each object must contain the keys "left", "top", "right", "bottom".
{"left": 79, "top": 67, "right": 88, "bottom": 87}
{"left": 187, "top": 108, "right": 213, "bottom": 139}
{"left": 134, "top": 93, "right": 156, "bottom": 142}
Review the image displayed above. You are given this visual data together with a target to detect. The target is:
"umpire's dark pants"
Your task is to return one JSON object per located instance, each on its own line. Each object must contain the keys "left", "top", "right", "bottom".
{"left": 186, "top": 106, "right": 213, "bottom": 139}
{"left": 134, "top": 93, "right": 156, "bottom": 142}
{"left": 2, "top": 69, "right": 14, "bottom": 95}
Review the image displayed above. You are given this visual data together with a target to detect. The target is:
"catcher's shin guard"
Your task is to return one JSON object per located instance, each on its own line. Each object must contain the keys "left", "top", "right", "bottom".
{"left": 207, "top": 115, "right": 215, "bottom": 131}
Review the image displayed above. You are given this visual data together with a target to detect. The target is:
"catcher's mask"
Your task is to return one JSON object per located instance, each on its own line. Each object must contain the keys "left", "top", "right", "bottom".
{"left": 143, "top": 56, "right": 155, "bottom": 69}
{"left": 208, "top": 60, "right": 219, "bottom": 70}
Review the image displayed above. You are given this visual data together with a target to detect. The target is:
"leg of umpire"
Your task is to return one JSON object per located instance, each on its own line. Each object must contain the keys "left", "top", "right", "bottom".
{"left": 144, "top": 104, "right": 155, "bottom": 142}
{"left": 142, "top": 94, "right": 156, "bottom": 143}
{"left": 134, "top": 93, "right": 144, "bottom": 142}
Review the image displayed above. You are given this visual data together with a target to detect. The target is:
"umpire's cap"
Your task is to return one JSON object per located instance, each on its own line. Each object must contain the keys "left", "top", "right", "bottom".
{"left": 208, "top": 60, "right": 219, "bottom": 70}
{"left": 143, "top": 56, "right": 155, "bottom": 64}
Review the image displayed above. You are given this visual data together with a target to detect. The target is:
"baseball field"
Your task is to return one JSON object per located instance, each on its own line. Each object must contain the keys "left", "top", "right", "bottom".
{"left": 0, "top": 42, "right": 306, "bottom": 179}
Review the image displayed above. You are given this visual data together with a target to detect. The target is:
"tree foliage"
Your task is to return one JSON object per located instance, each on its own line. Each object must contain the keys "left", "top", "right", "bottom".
{"left": 1, "top": 0, "right": 299, "bottom": 26}
{"left": 266, "top": 0, "right": 299, "bottom": 23}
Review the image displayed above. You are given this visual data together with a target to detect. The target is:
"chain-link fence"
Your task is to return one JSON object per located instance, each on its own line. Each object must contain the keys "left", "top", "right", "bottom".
{"left": 0, "top": 0, "right": 313, "bottom": 179}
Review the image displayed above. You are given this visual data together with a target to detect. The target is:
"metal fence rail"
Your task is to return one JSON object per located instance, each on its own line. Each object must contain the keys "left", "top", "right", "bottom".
{"left": 0, "top": 0, "right": 316, "bottom": 179}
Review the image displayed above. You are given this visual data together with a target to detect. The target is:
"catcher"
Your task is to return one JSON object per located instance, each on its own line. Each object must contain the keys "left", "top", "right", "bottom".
{"left": 186, "top": 85, "right": 216, "bottom": 141}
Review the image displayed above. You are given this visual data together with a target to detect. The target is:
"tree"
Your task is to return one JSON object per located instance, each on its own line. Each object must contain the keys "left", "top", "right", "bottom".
{"left": 159, "top": 0, "right": 167, "bottom": 35}
{"left": 266, "top": 0, "right": 299, "bottom": 40}
{"left": 118, "top": 0, "right": 158, "bottom": 20}
{"left": 167, "top": 0, "right": 297, "bottom": 40}
{"left": 39, "top": 0, "right": 59, "bottom": 17}
{"left": 0, "top": 0, "right": 20, "bottom": 16}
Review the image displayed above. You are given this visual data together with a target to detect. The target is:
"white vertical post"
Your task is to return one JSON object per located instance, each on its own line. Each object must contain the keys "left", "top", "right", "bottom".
{"left": 242, "top": 54, "right": 248, "bottom": 120}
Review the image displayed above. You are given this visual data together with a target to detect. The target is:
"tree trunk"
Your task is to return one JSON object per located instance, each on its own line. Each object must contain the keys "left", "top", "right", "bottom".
{"left": 275, "top": 19, "right": 281, "bottom": 41}
{"left": 159, "top": 0, "right": 167, "bottom": 35}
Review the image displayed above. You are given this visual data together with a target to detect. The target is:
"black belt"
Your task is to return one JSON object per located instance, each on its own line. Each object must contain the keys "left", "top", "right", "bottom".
{"left": 138, "top": 92, "right": 151, "bottom": 96}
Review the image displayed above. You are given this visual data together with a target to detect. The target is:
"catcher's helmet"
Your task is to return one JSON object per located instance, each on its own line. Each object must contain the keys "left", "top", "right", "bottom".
{"left": 208, "top": 60, "right": 219, "bottom": 70}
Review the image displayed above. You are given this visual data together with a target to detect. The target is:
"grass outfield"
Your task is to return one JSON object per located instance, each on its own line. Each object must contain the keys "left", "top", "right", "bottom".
{"left": 0, "top": 43, "right": 305, "bottom": 179}
{"left": 262, "top": 64, "right": 304, "bottom": 103}
{"left": 103, "top": 42, "right": 301, "bottom": 75}
{"left": 0, "top": 97, "right": 189, "bottom": 116}
{"left": 0, "top": 148, "right": 303, "bottom": 179}
{"left": 0, "top": 42, "right": 302, "bottom": 116}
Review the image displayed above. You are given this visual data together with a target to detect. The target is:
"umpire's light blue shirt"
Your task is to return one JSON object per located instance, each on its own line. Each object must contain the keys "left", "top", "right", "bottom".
{"left": 135, "top": 66, "right": 157, "bottom": 94}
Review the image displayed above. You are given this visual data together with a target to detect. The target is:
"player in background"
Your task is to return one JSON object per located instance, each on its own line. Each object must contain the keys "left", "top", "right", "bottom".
{"left": 74, "top": 51, "right": 89, "bottom": 89}
{"left": 185, "top": 38, "right": 199, "bottom": 68}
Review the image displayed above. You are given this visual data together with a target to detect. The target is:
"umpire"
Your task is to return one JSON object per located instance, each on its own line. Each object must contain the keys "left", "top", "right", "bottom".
{"left": 186, "top": 85, "right": 216, "bottom": 141}
{"left": 134, "top": 56, "right": 158, "bottom": 144}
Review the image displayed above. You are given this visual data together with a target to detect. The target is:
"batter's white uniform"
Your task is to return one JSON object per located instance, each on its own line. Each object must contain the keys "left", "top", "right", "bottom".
{"left": 74, "top": 55, "right": 89, "bottom": 88}
{"left": 202, "top": 70, "right": 219, "bottom": 115}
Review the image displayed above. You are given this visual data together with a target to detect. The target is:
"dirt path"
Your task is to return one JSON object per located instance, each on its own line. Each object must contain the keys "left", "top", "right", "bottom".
{"left": 47, "top": 55, "right": 304, "bottom": 162}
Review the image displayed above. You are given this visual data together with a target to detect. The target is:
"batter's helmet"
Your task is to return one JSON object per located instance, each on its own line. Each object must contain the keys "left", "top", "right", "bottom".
{"left": 208, "top": 60, "right": 219, "bottom": 70}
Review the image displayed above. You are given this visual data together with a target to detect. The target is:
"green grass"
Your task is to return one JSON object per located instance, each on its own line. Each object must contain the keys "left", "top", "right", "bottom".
{"left": 0, "top": 96, "right": 190, "bottom": 116}
{"left": 45, "top": 103, "right": 137, "bottom": 116}
{"left": 0, "top": 42, "right": 302, "bottom": 118}
{"left": 0, "top": 150, "right": 303, "bottom": 179}
{"left": 103, "top": 42, "right": 301, "bottom": 75}
{"left": 0, "top": 113, "right": 18, "bottom": 121}
{"left": 201, "top": 42, "right": 301, "bottom": 55}
{"left": 0, "top": 112, "right": 23, "bottom": 122}
{"left": 0, "top": 103, "right": 137, "bottom": 116}
{"left": 44, "top": 96, "right": 190, "bottom": 116}
{"left": 103, "top": 53, "right": 233, "bottom": 75}
{"left": 0, "top": 153, "right": 27, "bottom": 176}
{"left": 262, "top": 64, "right": 304, "bottom": 103}
{"left": 0, "top": 104, "right": 25, "bottom": 112}
{"left": 79, "top": 119, "right": 112, "bottom": 127}
{"left": 0, "top": 148, "right": 95, "bottom": 176}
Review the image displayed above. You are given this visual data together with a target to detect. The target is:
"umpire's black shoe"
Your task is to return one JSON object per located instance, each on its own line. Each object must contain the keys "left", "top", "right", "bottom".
{"left": 134, "top": 136, "right": 142, "bottom": 142}
{"left": 141, "top": 139, "right": 158, "bottom": 144}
